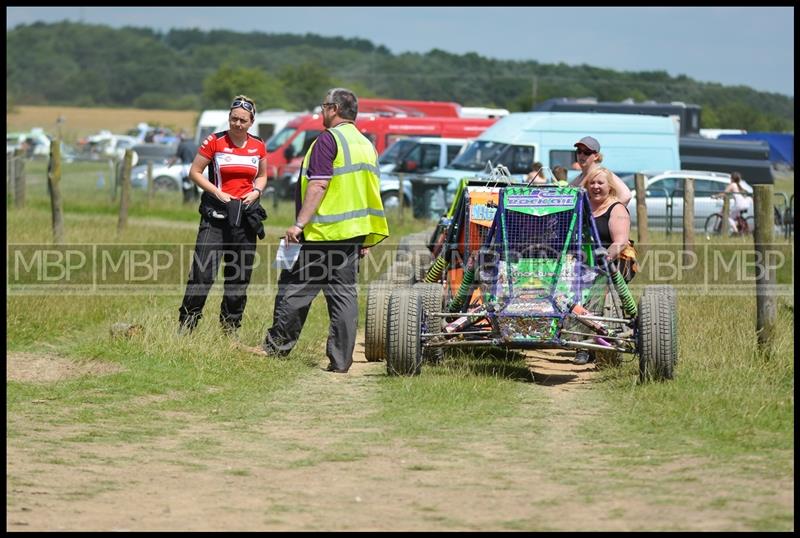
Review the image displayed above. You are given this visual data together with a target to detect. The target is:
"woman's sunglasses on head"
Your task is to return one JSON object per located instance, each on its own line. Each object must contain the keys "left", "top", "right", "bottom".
{"left": 231, "top": 99, "right": 255, "bottom": 114}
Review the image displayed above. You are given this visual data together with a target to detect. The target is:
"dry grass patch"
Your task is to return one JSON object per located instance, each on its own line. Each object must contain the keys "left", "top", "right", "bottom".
{"left": 6, "top": 352, "right": 126, "bottom": 384}
{"left": 6, "top": 105, "right": 198, "bottom": 140}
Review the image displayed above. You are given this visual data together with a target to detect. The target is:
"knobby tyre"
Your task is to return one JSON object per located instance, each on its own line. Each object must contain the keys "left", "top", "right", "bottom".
{"left": 413, "top": 282, "right": 445, "bottom": 364}
{"left": 365, "top": 280, "right": 392, "bottom": 362}
{"left": 637, "top": 285, "right": 678, "bottom": 382}
{"left": 385, "top": 288, "right": 424, "bottom": 376}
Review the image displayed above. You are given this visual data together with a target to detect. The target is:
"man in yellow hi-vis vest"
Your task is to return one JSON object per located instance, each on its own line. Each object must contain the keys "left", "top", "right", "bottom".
{"left": 259, "top": 88, "right": 389, "bottom": 373}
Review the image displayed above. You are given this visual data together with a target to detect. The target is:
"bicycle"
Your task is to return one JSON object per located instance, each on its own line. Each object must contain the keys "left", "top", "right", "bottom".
{"left": 704, "top": 209, "right": 753, "bottom": 239}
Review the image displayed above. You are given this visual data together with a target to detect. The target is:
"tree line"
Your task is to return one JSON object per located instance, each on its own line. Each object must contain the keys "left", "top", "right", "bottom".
{"left": 6, "top": 21, "right": 794, "bottom": 132}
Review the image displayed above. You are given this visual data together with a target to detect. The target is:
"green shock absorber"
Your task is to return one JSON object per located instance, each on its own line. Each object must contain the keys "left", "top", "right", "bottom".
{"left": 610, "top": 269, "right": 637, "bottom": 318}
{"left": 425, "top": 255, "right": 447, "bottom": 283}
{"left": 447, "top": 257, "right": 476, "bottom": 312}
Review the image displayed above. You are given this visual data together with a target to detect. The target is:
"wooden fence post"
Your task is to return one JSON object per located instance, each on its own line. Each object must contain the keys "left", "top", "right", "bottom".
{"left": 720, "top": 194, "right": 730, "bottom": 237}
{"left": 7, "top": 152, "right": 15, "bottom": 204}
{"left": 147, "top": 161, "right": 155, "bottom": 203}
{"left": 109, "top": 158, "right": 117, "bottom": 202}
{"left": 753, "top": 184, "right": 777, "bottom": 354}
{"left": 117, "top": 149, "right": 133, "bottom": 234}
{"left": 13, "top": 148, "right": 26, "bottom": 209}
{"left": 398, "top": 172, "right": 405, "bottom": 224}
{"left": 47, "top": 142, "right": 64, "bottom": 244}
{"left": 682, "top": 177, "right": 695, "bottom": 267}
{"left": 12, "top": 148, "right": 25, "bottom": 209}
{"left": 634, "top": 173, "right": 648, "bottom": 248}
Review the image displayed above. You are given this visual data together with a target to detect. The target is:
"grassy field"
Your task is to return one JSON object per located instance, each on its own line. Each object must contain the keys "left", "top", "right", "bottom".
{"left": 6, "top": 157, "right": 794, "bottom": 530}
{"left": 6, "top": 105, "right": 199, "bottom": 143}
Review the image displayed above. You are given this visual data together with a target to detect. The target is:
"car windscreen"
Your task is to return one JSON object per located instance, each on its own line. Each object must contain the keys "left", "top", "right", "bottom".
{"left": 379, "top": 139, "right": 417, "bottom": 165}
{"left": 266, "top": 127, "right": 297, "bottom": 152}
{"left": 449, "top": 141, "right": 535, "bottom": 174}
{"left": 448, "top": 141, "right": 510, "bottom": 171}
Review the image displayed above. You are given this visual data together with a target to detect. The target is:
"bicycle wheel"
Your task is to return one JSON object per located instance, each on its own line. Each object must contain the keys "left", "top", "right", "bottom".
{"left": 704, "top": 213, "right": 723, "bottom": 239}
{"left": 742, "top": 216, "right": 754, "bottom": 235}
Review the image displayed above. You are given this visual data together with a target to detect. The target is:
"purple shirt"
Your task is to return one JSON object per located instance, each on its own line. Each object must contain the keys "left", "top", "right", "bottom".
{"left": 295, "top": 130, "right": 337, "bottom": 215}
{"left": 306, "top": 130, "right": 336, "bottom": 180}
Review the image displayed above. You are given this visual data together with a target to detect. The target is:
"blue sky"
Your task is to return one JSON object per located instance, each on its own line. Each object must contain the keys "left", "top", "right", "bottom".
{"left": 6, "top": 6, "right": 795, "bottom": 97}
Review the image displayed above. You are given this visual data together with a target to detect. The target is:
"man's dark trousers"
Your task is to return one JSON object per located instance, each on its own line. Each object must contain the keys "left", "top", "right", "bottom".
{"left": 264, "top": 237, "right": 363, "bottom": 372}
{"left": 179, "top": 216, "right": 257, "bottom": 331}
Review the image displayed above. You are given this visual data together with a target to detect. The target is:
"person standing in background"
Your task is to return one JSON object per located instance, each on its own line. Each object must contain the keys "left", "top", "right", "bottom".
{"left": 716, "top": 171, "right": 751, "bottom": 233}
{"left": 170, "top": 130, "right": 200, "bottom": 203}
{"left": 569, "top": 136, "right": 632, "bottom": 206}
{"left": 178, "top": 95, "right": 268, "bottom": 335}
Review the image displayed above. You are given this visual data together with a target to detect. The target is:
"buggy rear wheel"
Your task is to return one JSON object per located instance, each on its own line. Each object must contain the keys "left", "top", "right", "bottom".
{"left": 413, "top": 282, "right": 445, "bottom": 364}
{"left": 637, "top": 285, "right": 678, "bottom": 382}
{"left": 386, "top": 288, "right": 424, "bottom": 376}
{"left": 365, "top": 280, "right": 392, "bottom": 362}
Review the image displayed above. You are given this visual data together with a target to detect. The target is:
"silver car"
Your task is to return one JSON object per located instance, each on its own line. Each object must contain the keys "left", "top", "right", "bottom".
{"left": 131, "top": 163, "right": 207, "bottom": 192}
{"left": 622, "top": 170, "right": 753, "bottom": 231}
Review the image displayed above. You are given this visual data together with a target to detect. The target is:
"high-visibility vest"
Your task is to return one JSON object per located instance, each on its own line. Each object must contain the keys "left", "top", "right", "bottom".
{"left": 300, "top": 122, "right": 389, "bottom": 247}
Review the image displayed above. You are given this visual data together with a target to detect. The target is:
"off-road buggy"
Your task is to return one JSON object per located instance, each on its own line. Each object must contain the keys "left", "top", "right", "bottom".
{"left": 374, "top": 180, "right": 677, "bottom": 382}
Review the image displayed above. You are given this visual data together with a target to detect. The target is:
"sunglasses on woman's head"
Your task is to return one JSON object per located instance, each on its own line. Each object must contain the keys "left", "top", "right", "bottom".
{"left": 231, "top": 99, "right": 255, "bottom": 114}
{"left": 576, "top": 148, "right": 596, "bottom": 156}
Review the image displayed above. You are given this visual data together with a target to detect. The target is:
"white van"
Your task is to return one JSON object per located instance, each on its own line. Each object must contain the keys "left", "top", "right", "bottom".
{"left": 212, "top": 109, "right": 302, "bottom": 147}
{"left": 194, "top": 110, "right": 229, "bottom": 146}
{"left": 195, "top": 109, "right": 303, "bottom": 146}
{"left": 423, "top": 112, "right": 682, "bottom": 207}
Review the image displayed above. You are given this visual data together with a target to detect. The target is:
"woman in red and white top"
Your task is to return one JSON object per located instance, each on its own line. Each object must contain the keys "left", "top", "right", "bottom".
{"left": 178, "top": 94, "right": 268, "bottom": 335}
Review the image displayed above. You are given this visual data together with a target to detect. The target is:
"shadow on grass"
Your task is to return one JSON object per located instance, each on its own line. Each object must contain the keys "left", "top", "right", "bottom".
{"left": 440, "top": 347, "right": 534, "bottom": 383}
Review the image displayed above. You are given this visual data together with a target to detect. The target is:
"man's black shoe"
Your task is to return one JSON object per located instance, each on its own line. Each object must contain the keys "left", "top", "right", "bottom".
{"left": 323, "top": 364, "right": 348, "bottom": 374}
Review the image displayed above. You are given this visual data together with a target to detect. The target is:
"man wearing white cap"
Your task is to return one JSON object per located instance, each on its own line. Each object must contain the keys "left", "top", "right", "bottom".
{"left": 569, "top": 136, "right": 632, "bottom": 206}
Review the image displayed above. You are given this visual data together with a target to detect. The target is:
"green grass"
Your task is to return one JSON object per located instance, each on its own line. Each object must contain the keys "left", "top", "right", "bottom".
{"left": 365, "top": 347, "right": 548, "bottom": 445}
{"left": 6, "top": 161, "right": 794, "bottom": 530}
{"left": 591, "top": 295, "right": 794, "bottom": 460}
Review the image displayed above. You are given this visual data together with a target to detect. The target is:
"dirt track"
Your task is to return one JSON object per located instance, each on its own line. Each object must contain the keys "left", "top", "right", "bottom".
{"left": 6, "top": 339, "right": 792, "bottom": 531}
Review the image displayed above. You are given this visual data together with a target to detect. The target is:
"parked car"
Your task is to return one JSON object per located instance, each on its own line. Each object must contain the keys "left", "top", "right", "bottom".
{"left": 131, "top": 162, "right": 181, "bottom": 191}
{"left": 6, "top": 129, "right": 52, "bottom": 158}
{"left": 130, "top": 143, "right": 178, "bottom": 167}
{"left": 379, "top": 137, "right": 470, "bottom": 208}
{"left": 379, "top": 136, "right": 469, "bottom": 174}
{"left": 621, "top": 170, "right": 753, "bottom": 230}
{"left": 116, "top": 143, "right": 177, "bottom": 185}
{"left": 81, "top": 131, "right": 138, "bottom": 161}
{"left": 7, "top": 131, "right": 77, "bottom": 163}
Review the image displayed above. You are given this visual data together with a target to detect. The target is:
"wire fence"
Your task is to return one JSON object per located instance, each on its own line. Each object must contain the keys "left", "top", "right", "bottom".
{"left": 634, "top": 189, "right": 793, "bottom": 239}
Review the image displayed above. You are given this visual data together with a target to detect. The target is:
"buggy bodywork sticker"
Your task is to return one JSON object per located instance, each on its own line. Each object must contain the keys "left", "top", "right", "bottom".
{"left": 504, "top": 187, "right": 578, "bottom": 216}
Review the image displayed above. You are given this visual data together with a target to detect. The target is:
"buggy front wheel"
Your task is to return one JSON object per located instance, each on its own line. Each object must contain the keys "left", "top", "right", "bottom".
{"left": 413, "top": 282, "right": 445, "bottom": 364}
{"left": 637, "top": 285, "right": 678, "bottom": 382}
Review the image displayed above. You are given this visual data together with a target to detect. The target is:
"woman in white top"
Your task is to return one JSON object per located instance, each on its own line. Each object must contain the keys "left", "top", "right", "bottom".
{"left": 723, "top": 171, "right": 750, "bottom": 232}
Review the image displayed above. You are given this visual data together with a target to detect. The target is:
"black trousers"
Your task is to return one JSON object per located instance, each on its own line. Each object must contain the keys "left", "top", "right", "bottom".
{"left": 263, "top": 238, "right": 364, "bottom": 371}
{"left": 178, "top": 215, "right": 257, "bottom": 331}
